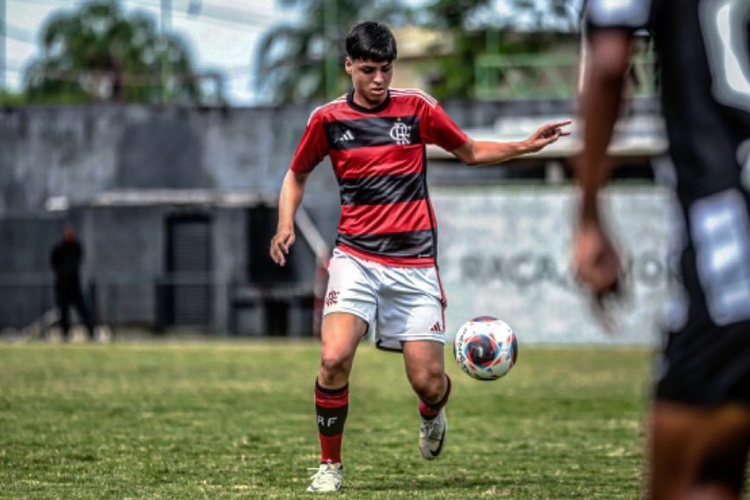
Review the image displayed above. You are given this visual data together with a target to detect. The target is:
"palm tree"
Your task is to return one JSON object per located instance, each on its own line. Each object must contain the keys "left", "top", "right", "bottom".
{"left": 25, "top": 1, "right": 201, "bottom": 104}
{"left": 254, "top": 0, "right": 412, "bottom": 105}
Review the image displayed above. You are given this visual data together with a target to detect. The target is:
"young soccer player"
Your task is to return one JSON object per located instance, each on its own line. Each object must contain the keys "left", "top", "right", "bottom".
{"left": 270, "top": 21, "right": 570, "bottom": 493}
{"left": 575, "top": 1, "right": 750, "bottom": 499}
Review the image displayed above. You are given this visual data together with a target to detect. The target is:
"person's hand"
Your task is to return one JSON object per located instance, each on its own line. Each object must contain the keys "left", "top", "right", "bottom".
{"left": 572, "top": 220, "right": 624, "bottom": 331}
{"left": 526, "top": 120, "right": 572, "bottom": 152}
{"left": 270, "top": 228, "right": 295, "bottom": 266}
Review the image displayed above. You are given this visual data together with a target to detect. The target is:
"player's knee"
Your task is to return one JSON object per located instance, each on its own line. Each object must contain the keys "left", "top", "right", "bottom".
{"left": 410, "top": 372, "right": 445, "bottom": 404}
{"left": 651, "top": 405, "right": 691, "bottom": 441}
{"left": 319, "top": 351, "right": 352, "bottom": 382}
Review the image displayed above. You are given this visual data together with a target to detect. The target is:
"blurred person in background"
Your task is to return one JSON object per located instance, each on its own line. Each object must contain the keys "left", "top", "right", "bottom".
{"left": 574, "top": 0, "right": 750, "bottom": 499}
{"left": 50, "top": 224, "right": 95, "bottom": 342}
{"left": 270, "top": 20, "right": 570, "bottom": 493}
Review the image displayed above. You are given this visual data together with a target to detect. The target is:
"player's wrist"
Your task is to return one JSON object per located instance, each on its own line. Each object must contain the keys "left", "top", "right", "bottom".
{"left": 522, "top": 139, "right": 540, "bottom": 154}
{"left": 578, "top": 194, "right": 602, "bottom": 225}
{"left": 276, "top": 222, "right": 294, "bottom": 233}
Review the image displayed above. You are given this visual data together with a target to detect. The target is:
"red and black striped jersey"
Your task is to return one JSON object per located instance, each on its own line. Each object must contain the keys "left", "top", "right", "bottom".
{"left": 290, "top": 88, "right": 468, "bottom": 267}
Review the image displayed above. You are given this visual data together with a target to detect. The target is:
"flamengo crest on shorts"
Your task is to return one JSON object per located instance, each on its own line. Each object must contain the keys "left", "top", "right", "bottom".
{"left": 323, "top": 248, "right": 446, "bottom": 351}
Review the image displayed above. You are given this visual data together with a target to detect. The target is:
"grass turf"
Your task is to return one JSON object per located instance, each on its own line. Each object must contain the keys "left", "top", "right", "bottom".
{"left": 0, "top": 341, "right": 651, "bottom": 499}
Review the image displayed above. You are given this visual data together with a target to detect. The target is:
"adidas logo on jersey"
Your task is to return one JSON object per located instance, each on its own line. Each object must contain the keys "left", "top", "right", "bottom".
{"left": 335, "top": 129, "right": 355, "bottom": 143}
{"left": 429, "top": 321, "right": 442, "bottom": 332}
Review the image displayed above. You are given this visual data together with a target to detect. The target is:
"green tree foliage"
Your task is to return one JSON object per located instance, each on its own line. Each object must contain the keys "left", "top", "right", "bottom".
{"left": 419, "top": 0, "right": 581, "bottom": 100}
{"left": 509, "top": 0, "right": 581, "bottom": 31}
{"left": 255, "top": 0, "right": 413, "bottom": 104}
{"left": 25, "top": 1, "right": 201, "bottom": 104}
{"left": 255, "top": 0, "right": 580, "bottom": 104}
{"left": 0, "top": 90, "right": 27, "bottom": 106}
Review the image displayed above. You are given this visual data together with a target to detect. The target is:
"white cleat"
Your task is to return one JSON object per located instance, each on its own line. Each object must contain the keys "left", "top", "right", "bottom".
{"left": 419, "top": 408, "right": 447, "bottom": 460}
{"left": 307, "top": 460, "right": 343, "bottom": 492}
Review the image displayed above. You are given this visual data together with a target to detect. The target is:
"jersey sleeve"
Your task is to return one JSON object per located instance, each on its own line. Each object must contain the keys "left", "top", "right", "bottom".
{"left": 586, "top": 0, "right": 651, "bottom": 31}
{"left": 420, "top": 101, "right": 468, "bottom": 153}
{"left": 290, "top": 109, "right": 330, "bottom": 174}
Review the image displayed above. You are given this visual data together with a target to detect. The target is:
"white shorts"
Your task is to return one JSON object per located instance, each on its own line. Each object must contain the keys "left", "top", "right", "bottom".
{"left": 323, "top": 247, "right": 446, "bottom": 351}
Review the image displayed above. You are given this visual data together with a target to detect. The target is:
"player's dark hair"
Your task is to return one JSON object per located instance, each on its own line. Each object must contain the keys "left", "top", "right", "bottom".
{"left": 345, "top": 21, "right": 397, "bottom": 62}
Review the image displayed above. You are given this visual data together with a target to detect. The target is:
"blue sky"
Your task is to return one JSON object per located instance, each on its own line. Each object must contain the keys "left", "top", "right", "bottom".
{"left": 4, "top": 0, "right": 297, "bottom": 105}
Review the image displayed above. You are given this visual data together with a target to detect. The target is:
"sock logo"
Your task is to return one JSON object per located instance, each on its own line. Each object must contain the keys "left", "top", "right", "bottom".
{"left": 317, "top": 416, "right": 339, "bottom": 428}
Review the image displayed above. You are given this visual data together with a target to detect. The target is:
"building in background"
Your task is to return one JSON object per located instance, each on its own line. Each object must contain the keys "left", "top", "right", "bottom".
{"left": 0, "top": 22, "right": 668, "bottom": 342}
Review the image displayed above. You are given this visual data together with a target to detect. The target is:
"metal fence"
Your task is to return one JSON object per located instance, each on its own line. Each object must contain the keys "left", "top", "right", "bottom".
{"left": 0, "top": 274, "right": 319, "bottom": 338}
{"left": 475, "top": 45, "right": 657, "bottom": 100}
{"left": 0, "top": 274, "right": 55, "bottom": 331}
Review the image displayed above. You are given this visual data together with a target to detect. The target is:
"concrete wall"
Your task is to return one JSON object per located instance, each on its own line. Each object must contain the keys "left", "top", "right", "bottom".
{"left": 0, "top": 106, "right": 305, "bottom": 213}
{"left": 0, "top": 102, "right": 667, "bottom": 341}
{"left": 0, "top": 105, "right": 337, "bottom": 332}
{"left": 0, "top": 98, "right": 661, "bottom": 215}
{"left": 0, "top": 216, "right": 64, "bottom": 329}
{"left": 433, "top": 186, "right": 677, "bottom": 345}
{"left": 0, "top": 100, "right": 581, "bottom": 274}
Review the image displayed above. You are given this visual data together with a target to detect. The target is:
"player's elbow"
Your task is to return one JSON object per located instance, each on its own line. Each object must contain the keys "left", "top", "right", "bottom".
{"left": 463, "top": 156, "right": 482, "bottom": 167}
{"left": 453, "top": 141, "right": 482, "bottom": 166}
{"left": 596, "top": 56, "right": 630, "bottom": 83}
{"left": 589, "top": 31, "right": 632, "bottom": 81}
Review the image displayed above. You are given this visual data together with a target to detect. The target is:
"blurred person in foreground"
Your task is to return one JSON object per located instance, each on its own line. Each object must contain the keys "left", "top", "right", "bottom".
{"left": 50, "top": 224, "right": 95, "bottom": 341}
{"left": 270, "top": 21, "right": 570, "bottom": 493}
{"left": 574, "top": 0, "right": 750, "bottom": 499}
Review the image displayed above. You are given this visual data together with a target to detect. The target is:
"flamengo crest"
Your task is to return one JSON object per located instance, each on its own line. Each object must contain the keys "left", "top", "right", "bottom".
{"left": 389, "top": 120, "right": 412, "bottom": 145}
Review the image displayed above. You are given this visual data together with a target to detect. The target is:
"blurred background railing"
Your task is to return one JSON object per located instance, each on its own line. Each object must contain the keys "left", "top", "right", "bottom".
{"left": 0, "top": 274, "right": 55, "bottom": 330}
{"left": 475, "top": 44, "right": 657, "bottom": 100}
{"left": 0, "top": 275, "right": 318, "bottom": 338}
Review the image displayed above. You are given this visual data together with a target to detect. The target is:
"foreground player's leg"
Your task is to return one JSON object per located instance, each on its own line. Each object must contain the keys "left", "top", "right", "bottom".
{"left": 648, "top": 402, "right": 750, "bottom": 500}
{"left": 308, "top": 313, "right": 367, "bottom": 493}
{"left": 403, "top": 340, "right": 451, "bottom": 460}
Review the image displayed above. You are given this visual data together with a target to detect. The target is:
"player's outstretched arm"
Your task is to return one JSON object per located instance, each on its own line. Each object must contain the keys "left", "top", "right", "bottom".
{"left": 525, "top": 119, "right": 573, "bottom": 153}
{"left": 451, "top": 120, "right": 571, "bottom": 166}
{"left": 576, "top": 30, "right": 631, "bottom": 227}
{"left": 572, "top": 29, "right": 632, "bottom": 318}
{"left": 270, "top": 171, "right": 310, "bottom": 267}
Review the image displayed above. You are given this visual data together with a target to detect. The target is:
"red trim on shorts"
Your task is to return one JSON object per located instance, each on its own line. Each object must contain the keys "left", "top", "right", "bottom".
{"left": 435, "top": 264, "right": 448, "bottom": 312}
{"left": 336, "top": 243, "right": 436, "bottom": 268}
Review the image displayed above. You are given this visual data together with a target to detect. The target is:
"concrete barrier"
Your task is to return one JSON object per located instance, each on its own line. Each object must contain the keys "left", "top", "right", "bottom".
{"left": 432, "top": 185, "right": 677, "bottom": 345}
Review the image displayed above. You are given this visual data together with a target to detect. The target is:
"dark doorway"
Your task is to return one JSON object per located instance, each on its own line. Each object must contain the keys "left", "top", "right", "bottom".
{"left": 164, "top": 214, "right": 212, "bottom": 327}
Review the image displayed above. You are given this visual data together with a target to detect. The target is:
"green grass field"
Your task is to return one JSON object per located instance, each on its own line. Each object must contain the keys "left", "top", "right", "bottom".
{"left": 0, "top": 341, "right": 652, "bottom": 499}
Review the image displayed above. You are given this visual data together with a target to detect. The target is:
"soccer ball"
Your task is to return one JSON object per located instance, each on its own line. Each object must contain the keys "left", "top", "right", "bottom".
{"left": 453, "top": 316, "right": 518, "bottom": 381}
